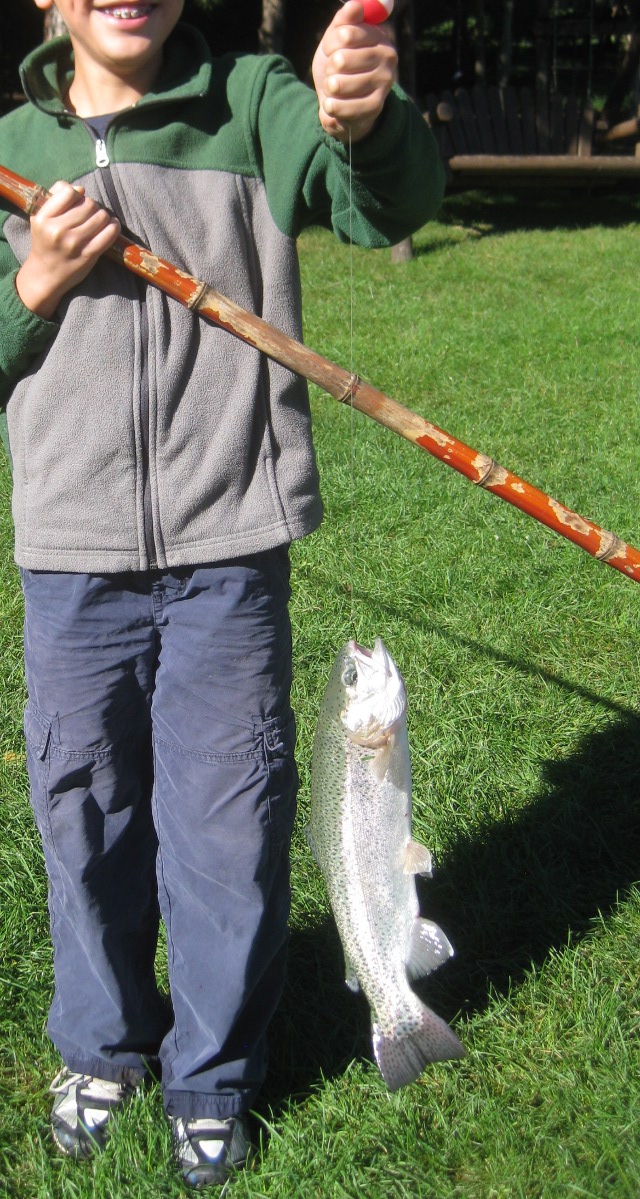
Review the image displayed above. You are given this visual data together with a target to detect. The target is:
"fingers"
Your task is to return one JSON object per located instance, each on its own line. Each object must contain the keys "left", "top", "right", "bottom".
{"left": 331, "top": 1, "right": 368, "bottom": 29}
{"left": 321, "top": 4, "right": 395, "bottom": 62}
{"left": 17, "top": 181, "right": 121, "bottom": 319}
{"left": 35, "top": 180, "right": 120, "bottom": 255}
{"left": 313, "top": 4, "right": 397, "bottom": 143}
{"left": 325, "top": 44, "right": 393, "bottom": 91}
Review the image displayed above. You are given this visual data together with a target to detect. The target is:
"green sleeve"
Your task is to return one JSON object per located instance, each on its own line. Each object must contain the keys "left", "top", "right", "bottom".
{"left": 0, "top": 412, "right": 10, "bottom": 465}
{"left": 0, "top": 235, "right": 59, "bottom": 413}
{"left": 246, "top": 57, "right": 445, "bottom": 247}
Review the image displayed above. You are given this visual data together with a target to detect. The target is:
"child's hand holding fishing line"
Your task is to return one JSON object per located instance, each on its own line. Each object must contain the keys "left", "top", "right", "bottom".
{"left": 312, "top": 0, "right": 397, "bottom": 143}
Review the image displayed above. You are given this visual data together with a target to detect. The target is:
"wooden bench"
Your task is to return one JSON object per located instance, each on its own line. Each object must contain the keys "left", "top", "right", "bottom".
{"left": 424, "top": 85, "right": 640, "bottom": 189}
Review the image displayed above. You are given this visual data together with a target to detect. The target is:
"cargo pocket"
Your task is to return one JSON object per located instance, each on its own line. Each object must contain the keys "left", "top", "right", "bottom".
{"left": 262, "top": 710, "right": 298, "bottom": 863}
{"left": 23, "top": 701, "right": 55, "bottom": 851}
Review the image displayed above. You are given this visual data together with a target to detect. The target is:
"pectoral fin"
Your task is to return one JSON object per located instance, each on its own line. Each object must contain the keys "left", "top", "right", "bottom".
{"left": 344, "top": 952, "right": 360, "bottom": 993}
{"left": 305, "top": 824, "right": 320, "bottom": 865}
{"left": 406, "top": 917, "right": 455, "bottom": 981}
{"left": 403, "top": 840, "right": 433, "bottom": 877}
{"left": 366, "top": 738, "right": 392, "bottom": 783}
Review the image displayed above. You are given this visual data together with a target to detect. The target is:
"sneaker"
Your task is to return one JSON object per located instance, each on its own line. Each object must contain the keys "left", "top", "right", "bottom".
{"left": 169, "top": 1114, "right": 251, "bottom": 1188}
{"left": 50, "top": 1068, "right": 137, "bottom": 1158}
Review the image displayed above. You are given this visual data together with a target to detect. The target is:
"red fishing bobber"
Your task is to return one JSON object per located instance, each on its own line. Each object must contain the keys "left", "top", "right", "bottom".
{"left": 359, "top": 0, "right": 394, "bottom": 23}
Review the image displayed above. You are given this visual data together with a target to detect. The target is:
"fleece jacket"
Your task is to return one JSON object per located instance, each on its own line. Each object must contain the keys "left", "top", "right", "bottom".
{"left": 0, "top": 23, "right": 445, "bottom": 572}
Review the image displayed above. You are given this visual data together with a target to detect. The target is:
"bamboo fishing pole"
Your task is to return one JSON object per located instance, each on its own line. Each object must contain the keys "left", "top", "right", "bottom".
{"left": 2, "top": 161, "right": 640, "bottom": 582}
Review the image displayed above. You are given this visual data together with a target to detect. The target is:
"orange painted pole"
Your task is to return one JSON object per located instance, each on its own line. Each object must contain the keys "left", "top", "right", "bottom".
{"left": 2, "top": 162, "right": 640, "bottom": 582}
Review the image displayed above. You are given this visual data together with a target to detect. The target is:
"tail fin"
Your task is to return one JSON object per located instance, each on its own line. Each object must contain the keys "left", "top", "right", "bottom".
{"left": 372, "top": 1005, "right": 465, "bottom": 1092}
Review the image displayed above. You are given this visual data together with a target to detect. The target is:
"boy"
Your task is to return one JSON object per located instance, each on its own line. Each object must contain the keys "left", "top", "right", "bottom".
{"left": 0, "top": 0, "right": 444, "bottom": 1187}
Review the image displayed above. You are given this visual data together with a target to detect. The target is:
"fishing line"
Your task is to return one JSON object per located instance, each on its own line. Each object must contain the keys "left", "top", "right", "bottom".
{"left": 347, "top": 126, "right": 359, "bottom": 640}
{"left": 341, "top": 0, "right": 395, "bottom": 639}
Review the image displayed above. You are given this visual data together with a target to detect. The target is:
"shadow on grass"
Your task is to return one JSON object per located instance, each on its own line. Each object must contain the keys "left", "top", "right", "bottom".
{"left": 423, "top": 710, "right": 640, "bottom": 1020}
{"left": 421, "top": 187, "right": 640, "bottom": 249}
{"left": 263, "top": 708, "right": 640, "bottom": 1113}
{"left": 261, "top": 916, "right": 371, "bottom": 1109}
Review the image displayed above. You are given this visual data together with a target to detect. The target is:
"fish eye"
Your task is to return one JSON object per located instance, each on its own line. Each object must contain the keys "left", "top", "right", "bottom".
{"left": 342, "top": 663, "right": 357, "bottom": 687}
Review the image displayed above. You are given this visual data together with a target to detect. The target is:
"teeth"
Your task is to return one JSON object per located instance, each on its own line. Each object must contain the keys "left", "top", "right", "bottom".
{"left": 105, "top": 6, "right": 151, "bottom": 17}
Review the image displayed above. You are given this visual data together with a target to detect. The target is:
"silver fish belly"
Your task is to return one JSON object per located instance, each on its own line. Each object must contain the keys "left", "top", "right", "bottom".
{"left": 307, "top": 638, "right": 465, "bottom": 1091}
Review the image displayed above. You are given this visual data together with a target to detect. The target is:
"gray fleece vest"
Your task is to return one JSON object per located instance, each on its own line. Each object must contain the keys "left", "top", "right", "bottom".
{"left": 0, "top": 26, "right": 445, "bottom": 571}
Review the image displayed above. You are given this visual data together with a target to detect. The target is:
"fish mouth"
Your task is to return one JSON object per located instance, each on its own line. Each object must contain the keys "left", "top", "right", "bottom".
{"left": 341, "top": 637, "right": 406, "bottom": 743}
{"left": 349, "top": 638, "right": 391, "bottom": 677}
{"left": 350, "top": 637, "right": 387, "bottom": 660}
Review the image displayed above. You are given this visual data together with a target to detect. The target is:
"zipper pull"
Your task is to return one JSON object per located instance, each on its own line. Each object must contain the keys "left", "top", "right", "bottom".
{"left": 95, "top": 138, "right": 110, "bottom": 168}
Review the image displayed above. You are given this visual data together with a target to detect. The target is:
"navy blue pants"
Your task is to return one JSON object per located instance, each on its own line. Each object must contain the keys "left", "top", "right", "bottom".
{"left": 21, "top": 551, "right": 297, "bottom": 1118}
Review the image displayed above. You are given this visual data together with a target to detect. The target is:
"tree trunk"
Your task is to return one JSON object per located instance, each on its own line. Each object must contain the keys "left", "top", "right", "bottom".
{"left": 390, "top": 237, "right": 415, "bottom": 264}
{"left": 394, "top": 0, "right": 416, "bottom": 101}
{"left": 536, "top": 0, "right": 551, "bottom": 94}
{"left": 391, "top": 0, "right": 415, "bottom": 264}
{"left": 259, "top": 0, "right": 285, "bottom": 55}
{"left": 473, "top": 0, "right": 487, "bottom": 84}
{"left": 604, "top": 2, "right": 640, "bottom": 124}
{"left": 44, "top": 6, "right": 68, "bottom": 40}
{"left": 499, "top": 0, "right": 515, "bottom": 90}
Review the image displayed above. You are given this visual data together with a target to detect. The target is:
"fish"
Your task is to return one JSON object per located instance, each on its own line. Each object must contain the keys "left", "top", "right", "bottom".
{"left": 307, "top": 637, "right": 465, "bottom": 1091}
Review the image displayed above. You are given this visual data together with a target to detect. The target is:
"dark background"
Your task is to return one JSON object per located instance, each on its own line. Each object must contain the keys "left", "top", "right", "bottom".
{"left": 2, "top": 1, "right": 640, "bottom": 119}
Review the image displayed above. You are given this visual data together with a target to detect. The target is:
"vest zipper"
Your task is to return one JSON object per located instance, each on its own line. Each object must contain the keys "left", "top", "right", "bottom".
{"left": 84, "top": 119, "right": 160, "bottom": 569}
{"left": 94, "top": 138, "right": 110, "bottom": 168}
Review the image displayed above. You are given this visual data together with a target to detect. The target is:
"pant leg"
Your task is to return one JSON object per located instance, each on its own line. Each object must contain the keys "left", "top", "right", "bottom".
{"left": 21, "top": 570, "right": 171, "bottom": 1082}
{"left": 151, "top": 549, "right": 298, "bottom": 1119}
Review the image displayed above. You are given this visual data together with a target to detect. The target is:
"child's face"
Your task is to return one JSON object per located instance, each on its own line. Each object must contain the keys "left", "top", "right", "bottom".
{"left": 34, "top": 1, "right": 185, "bottom": 88}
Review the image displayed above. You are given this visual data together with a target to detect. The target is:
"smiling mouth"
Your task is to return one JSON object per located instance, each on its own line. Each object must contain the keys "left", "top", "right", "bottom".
{"left": 99, "top": 5, "right": 156, "bottom": 19}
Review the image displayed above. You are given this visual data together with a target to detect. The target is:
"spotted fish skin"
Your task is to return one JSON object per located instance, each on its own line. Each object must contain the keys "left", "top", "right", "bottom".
{"left": 307, "top": 638, "right": 464, "bottom": 1091}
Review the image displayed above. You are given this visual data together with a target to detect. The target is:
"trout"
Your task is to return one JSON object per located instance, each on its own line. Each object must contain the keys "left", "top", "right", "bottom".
{"left": 307, "top": 638, "right": 465, "bottom": 1091}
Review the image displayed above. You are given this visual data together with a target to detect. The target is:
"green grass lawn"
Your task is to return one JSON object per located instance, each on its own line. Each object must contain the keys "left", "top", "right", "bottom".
{"left": 1, "top": 188, "right": 639, "bottom": 1197}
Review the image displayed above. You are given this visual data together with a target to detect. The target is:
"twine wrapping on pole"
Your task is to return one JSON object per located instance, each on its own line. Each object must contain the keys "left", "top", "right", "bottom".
{"left": 1, "top": 161, "right": 640, "bottom": 582}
